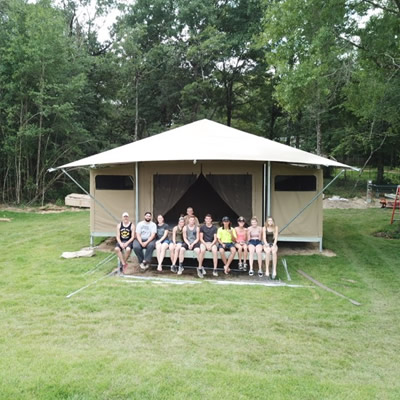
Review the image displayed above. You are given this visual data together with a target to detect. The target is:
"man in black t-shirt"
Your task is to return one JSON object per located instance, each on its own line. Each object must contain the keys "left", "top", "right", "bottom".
{"left": 199, "top": 214, "right": 219, "bottom": 277}
{"left": 115, "top": 212, "right": 135, "bottom": 274}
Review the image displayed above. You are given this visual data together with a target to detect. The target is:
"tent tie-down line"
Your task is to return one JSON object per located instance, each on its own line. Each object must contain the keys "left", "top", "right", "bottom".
{"left": 48, "top": 164, "right": 347, "bottom": 240}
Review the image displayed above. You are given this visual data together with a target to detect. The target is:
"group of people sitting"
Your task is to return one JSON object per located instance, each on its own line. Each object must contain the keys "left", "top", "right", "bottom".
{"left": 114, "top": 207, "right": 279, "bottom": 279}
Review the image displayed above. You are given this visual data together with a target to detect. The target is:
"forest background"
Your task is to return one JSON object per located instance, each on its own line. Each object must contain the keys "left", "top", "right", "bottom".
{"left": 1, "top": 0, "right": 399, "bottom": 205}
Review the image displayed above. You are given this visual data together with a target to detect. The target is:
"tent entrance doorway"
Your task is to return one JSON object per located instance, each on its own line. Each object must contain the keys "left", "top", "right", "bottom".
{"left": 153, "top": 173, "right": 252, "bottom": 225}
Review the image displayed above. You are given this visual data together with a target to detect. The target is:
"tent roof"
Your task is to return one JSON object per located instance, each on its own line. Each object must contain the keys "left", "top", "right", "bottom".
{"left": 55, "top": 119, "right": 355, "bottom": 170}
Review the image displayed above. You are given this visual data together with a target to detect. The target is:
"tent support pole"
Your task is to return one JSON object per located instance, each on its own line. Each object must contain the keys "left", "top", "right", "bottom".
{"left": 135, "top": 162, "right": 139, "bottom": 223}
{"left": 267, "top": 161, "right": 271, "bottom": 217}
{"left": 61, "top": 169, "right": 119, "bottom": 245}
{"left": 263, "top": 163, "right": 266, "bottom": 222}
{"left": 279, "top": 169, "right": 345, "bottom": 238}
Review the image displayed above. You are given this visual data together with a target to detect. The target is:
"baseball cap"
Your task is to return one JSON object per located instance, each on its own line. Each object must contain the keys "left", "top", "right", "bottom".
{"left": 222, "top": 216, "right": 230, "bottom": 222}
{"left": 122, "top": 212, "right": 129, "bottom": 217}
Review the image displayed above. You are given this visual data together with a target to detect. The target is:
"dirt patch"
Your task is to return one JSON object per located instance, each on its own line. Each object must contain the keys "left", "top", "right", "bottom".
{"left": 323, "top": 196, "right": 378, "bottom": 209}
{"left": 374, "top": 231, "right": 400, "bottom": 240}
{"left": 0, "top": 203, "right": 86, "bottom": 214}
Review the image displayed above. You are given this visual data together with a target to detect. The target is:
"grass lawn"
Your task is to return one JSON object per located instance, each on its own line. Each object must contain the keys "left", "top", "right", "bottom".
{"left": 0, "top": 209, "right": 399, "bottom": 399}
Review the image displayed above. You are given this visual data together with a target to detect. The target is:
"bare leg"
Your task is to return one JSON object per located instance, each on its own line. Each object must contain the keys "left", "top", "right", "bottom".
{"left": 199, "top": 244, "right": 206, "bottom": 267}
{"left": 115, "top": 247, "right": 125, "bottom": 268}
{"left": 169, "top": 243, "right": 175, "bottom": 265}
{"left": 156, "top": 242, "right": 162, "bottom": 269}
{"left": 124, "top": 248, "right": 131, "bottom": 270}
{"left": 248, "top": 244, "right": 255, "bottom": 273}
{"left": 235, "top": 244, "right": 243, "bottom": 263}
{"left": 172, "top": 243, "right": 181, "bottom": 265}
{"left": 224, "top": 247, "right": 237, "bottom": 272}
{"left": 256, "top": 244, "right": 263, "bottom": 275}
{"left": 212, "top": 245, "right": 218, "bottom": 270}
{"left": 219, "top": 247, "right": 228, "bottom": 267}
{"left": 272, "top": 246, "right": 278, "bottom": 278}
{"left": 179, "top": 246, "right": 185, "bottom": 264}
{"left": 194, "top": 247, "right": 202, "bottom": 267}
{"left": 243, "top": 244, "right": 248, "bottom": 264}
{"left": 264, "top": 246, "right": 271, "bottom": 276}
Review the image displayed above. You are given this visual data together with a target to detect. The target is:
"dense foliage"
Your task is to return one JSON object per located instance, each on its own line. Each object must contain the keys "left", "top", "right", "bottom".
{"left": 0, "top": 0, "right": 399, "bottom": 203}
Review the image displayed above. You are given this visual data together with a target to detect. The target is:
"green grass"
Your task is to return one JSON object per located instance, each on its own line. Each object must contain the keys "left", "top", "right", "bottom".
{"left": 0, "top": 209, "right": 399, "bottom": 399}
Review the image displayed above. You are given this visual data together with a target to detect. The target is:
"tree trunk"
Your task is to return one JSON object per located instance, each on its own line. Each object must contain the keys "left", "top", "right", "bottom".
{"left": 316, "top": 112, "right": 322, "bottom": 156}
{"left": 36, "top": 64, "right": 45, "bottom": 197}
{"left": 376, "top": 152, "right": 384, "bottom": 184}
{"left": 268, "top": 104, "right": 278, "bottom": 139}
{"left": 2, "top": 163, "right": 10, "bottom": 203}
{"left": 226, "top": 80, "right": 233, "bottom": 127}
{"left": 134, "top": 73, "right": 139, "bottom": 142}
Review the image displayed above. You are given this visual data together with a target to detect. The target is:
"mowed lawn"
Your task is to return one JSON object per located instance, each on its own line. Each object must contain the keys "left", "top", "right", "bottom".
{"left": 0, "top": 209, "right": 399, "bottom": 400}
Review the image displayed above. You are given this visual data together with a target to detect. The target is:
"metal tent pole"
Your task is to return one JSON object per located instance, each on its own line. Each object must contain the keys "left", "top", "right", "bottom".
{"left": 279, "top": 169, "right": 345, "bottom": 235}
{"left": 135, "top": 162, "right": 139, "bottom": 223}
{"left": 263, "top": 163, "right": 266, "bottom": 222}
{"left": 61, "top": 168, "right": 120, "bottom": 226}
{"left": 267, "top": 161, "right": 271, "bottom": 217}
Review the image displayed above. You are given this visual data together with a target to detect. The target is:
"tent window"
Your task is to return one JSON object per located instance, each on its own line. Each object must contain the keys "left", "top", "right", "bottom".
{"left": 275, "top": 175, "right": 316, "bottom": 191}
{"left": 95, "top": 175, "right": 134, "bottom": 190}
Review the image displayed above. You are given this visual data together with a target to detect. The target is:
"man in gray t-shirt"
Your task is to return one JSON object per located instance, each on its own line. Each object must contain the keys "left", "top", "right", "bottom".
{"left": 132, "top": 212, "right": 157, "bottom": 270}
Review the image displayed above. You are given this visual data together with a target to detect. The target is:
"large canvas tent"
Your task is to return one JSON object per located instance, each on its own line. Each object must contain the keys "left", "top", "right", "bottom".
{"left": 54, "top": 119, "right": 355, "bottom": 250}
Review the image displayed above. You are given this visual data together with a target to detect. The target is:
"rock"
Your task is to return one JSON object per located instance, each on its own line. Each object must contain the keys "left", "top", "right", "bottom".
{"left": 61, "top": 247, "right": 95, "bottom": 259}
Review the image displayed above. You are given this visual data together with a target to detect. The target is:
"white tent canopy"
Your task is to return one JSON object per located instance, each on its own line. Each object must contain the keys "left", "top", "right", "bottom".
{"left": 55, "top": 119, "right": 355, "bottom": 170}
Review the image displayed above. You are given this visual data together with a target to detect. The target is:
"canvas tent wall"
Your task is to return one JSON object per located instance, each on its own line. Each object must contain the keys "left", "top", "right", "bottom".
{"left": 89, "top": 160, "right": 323, "bottom": 248}
{"left": 90, "top": 160, "right": 263, "bottom": 237}
{"left": 53, "top": 119, "right": 356, "bottom": 249}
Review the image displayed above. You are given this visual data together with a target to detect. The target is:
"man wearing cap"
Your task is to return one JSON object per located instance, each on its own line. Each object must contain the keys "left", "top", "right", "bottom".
{"left": 132, "top": 211, "right": 157, "bottom": 270}
{"left": 115, "top": 212, "right": 135, "bottom": 274}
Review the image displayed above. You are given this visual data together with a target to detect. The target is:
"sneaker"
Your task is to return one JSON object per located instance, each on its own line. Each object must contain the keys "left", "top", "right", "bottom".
{"left": 212, "top": 269, "right": 218, "bottom": 277}
{"left": 141, "top": 261, "right": 149, "bottom": 271}
{"left": 271, "top": 274, "right": 276, "bottom": 280}
{"left": 243, "top": 263, "right": 248, "bottom": 272}
{"left": 238, "top": 262, "right": 243, "bottom": 270}
{"left": 258, "top": 270, "right": 263, "bottom": 278}
{"left": 139, "top": 262, "right": 146, "bottom": 270}
{"left": 170, "top": 264, "right": 177, "bottom": 273}
{"left": 197, "top": 267, "right": 204, "bottom": 279}
{"left": 249, "top": 270, "right": 254, "bottom": 276}
{"left": 177, "top": 265, "right": 184, "bottom": 275}
{"left": 201, "top": 266, "right": 207, "bottom": 276}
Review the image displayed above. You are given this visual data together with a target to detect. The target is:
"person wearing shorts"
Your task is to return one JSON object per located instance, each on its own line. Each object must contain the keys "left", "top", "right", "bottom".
{"left": 235, "top": 216, "right": 248, "bottom": 271}
{"left": 155, "top": 214, "right": 170, "bottom": 272}
{"left": 182, "top": 216, "right": 202, "bottom": 277}
{"left": 115, "top": 212, "right": 135, "bottom": 274}
{"left": 170, "top": 217, "right": 185, "bottom": 273}
{"left": 263, "top": 216, "right": 279, "bottom": 279}
{"left": 217, "top": 216, "right": 237, "bottom": 275}
{"left": 199, "top": 214, "right": 218, "bottom": 277}
{"left": 247, "top": 216, "right": 263, "bottom": 277}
